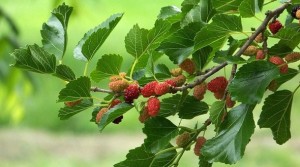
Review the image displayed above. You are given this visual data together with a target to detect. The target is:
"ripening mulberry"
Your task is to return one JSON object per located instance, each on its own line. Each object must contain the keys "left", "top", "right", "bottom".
{"left": 268, "top": 20, "right": 283, "bottom": 34}
{"left": 176, "top": 132, "right": 191, "bottom": 147}
{"left": 269, "top": 56, "right": 288, "bottom": 74}
{"left": 139, "top": 107, "right": 151, "bottom": 123}
{"left": 154, "top": 82, "right": 170, "bottom": 96}
{"left": 110, "top": 99, "right": 122, "bottom": 108}
{"left": 165, "top": 79, "right": 177, "bottom": 87}
{"left": 124, "top": 83, "right": 140, "bottom": 103}
{"left": 207, "top": 76, "right": 228, "bottom": 93}
{"left": 179, "top": 58, "right": 195, "bottom": 74}
{"left": 243, "top": 45, "right": 257, "bottom": 56}
{"left": 194, "top": 137, "right": 206, "bottom": 156}
{"left": 255, "top": 33, "right": 263, "bottom": 43}
{"left": 226, "top": 95, "right": 236, "bottom": 108}
{"left": 109, "top": 79, "right": 129, "bottom": 92}
{"left": 172, "top": 75, "right": 186, "bottom": 87}
{"left": 170, "top": 68, "right": 182, "bottom": 77}
{"left": 113, "top": 115, "right": 123, "bottom": 124}
{"left": 141, "top": 81, "right": 158, "bottom": 97}
{"left": 284, "top": 52, "right": 300, "bottom": 62}
{"left": 291, "top": 5, "right": 300, "bottom": 19}
{"left": 193, "top": 83, "right": 207, "bottom": 100}
{"left": 256, "top": 49, "right": 265, "bottom": 60}
{"left": 147, "top": 97, "right": 160, "bottom": 116}
{"left": 96, "top": 108, "right": 108, "bottom": 123}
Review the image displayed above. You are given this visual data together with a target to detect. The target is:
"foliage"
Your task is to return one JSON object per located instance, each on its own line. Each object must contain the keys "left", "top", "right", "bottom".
{"left": 10, "top": 0, "right": 300, "bottom": 166}
{"left": 0, "top": 7, "right": 36, "bottom": 124}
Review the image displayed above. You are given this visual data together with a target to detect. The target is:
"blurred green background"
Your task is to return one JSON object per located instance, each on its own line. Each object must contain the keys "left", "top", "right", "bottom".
{"left": 0, "top": 0, "right": 300, "bottom": 167}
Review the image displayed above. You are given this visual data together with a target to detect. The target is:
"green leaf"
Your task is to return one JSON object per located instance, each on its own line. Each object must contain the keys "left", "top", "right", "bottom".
{"left": 154, "top": 64, "right": 171, "bottom": 80}
{"left": 127, "top": 19, "right": 176, "bottom": 74}
{"left": 209, "top": 101, "right": 226, "bottom": 128}
{"left": 159, "top": 91, "right": 189, "bottom": 117}
{"left": 258, "top": 90, "right": 293, "bottom": 144}
{"left": 158, "top": 6, "right": 181, "bottom": 20}
{"left": 58, "top": 98, "right": 93, "bottom": 120}
{"left": 239, "top": 0, "right": 255, "bottom": 18}
{"left": 192, "top": 46, "right": 213, "bottom": 70}
{"left": 53, "top": 64, "right": 75, "bottom": 81}
{"left": 182, "top": 0, "right": 215, "bottom": 26}
{"left": 90, "top": 54, "right": 123, "bottom": 83}
{"left": 41, "top": 3, "right": 73, "bottom": 59}
{"left": 114, "top": 144, "right": 177, "bottom": 167}
{"left": 98, "top": 103, "right": 133, "bottom": 131}
{"left": 90, "top": 106, "right": 101, "bottom": 123}
{"left": 199, "top": 156, "right": 212, "bottom": 167}
{"left": 213, "top": 54, "right": 247, "bottom": 64}
{"left": 143, "top": 117, "right": 179, "bottom": 153}
{"left": 212, "top": 0, "right": 243, "bottom": 12}
{"left": 272, "top": 68, "right": 299, "bottom": 91}
{"left": 268, "top": 43, "right": 293, "bottom": 57}
{"left": 74, "top": 13, "right": 123, "bottom": 61}
{"left": 157, "top": 22, "right": 204, "bottom": 64}
{"left": 194, "top": 14, "right": 243, "bottom": 51}
{"left": 181, "top": 0, "right": 201, "bottom": 13}
{"left": 12, "top": 44, "right": 56, "bottom": 74}
{"left": 178, "top": 96, "right": 209, "bottom": 119}
{"left": 201, "top": 104, "right": 256, "bottom": 164}
{"left": 272, "top": 25, "right": 300, "bottom": 50}
{"left": 58, "top": 76, "right": 91, "bottom": 102}
{"left": 229, "top": 61, "right": 280, "bottom": 104}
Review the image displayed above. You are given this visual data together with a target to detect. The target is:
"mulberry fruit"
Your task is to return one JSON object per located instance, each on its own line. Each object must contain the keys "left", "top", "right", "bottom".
{"left": 124, "top": 83, "right": 140, "bottom": 103}
{"left": 269, "top": 56, "right": 288, "bottom": 74}
{"left": 193, "top": 83, "right": 207, "bottom": 100}
{"left": 268, "top": 20, "right": 283, "bottom": 34}
{"left": 179, "top": 58, "right": 195, "bottom": 75}
{"left": 141, "top": 81, "right": 158, "bottom": 97}
{"left": 147, "top": 97, "right": 160, "bottom": 116}
{"left": 154, "top": 82, "right": 170, "bottom": 96}
{"left": 194, "top": 137, "right": 206, "bottom": 156}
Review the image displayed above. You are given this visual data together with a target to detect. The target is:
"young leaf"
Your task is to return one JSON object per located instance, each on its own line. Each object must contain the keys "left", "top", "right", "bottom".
{"left": 41, "top": 3, "right": 73, "bottom": 59}
{"left": 201, "top": 104, "right": 256, "bottom": 164}
{"left": 239, "top": 0, "right": 255, "bottom": 18}
{"left": 74, "top": 13, "right": 123, "bottom": 61}
{"left": 181, "top": 0, "right": 215, "bottom": 26}
{"left": 157, "top": 22, "right": 204, "bottom": 64}
{"left": 229, "top": 61, "right": 280, "bottom": 104}
{"left": 53, "top": 64, "right": 76, "bottom": 81}
{"left": 143, "top": 117, "right": 179, "bottom": 153}
{"left": 114, "top": 144, "right": 177, "bottom": 167}
{"left": 98, "top": 103, "right": 133, "bottom": 131}
{"left": 268, "top": 43, "right": 293, "bottom": 57}
{"left": 12, "top": 44, "right": 56, "bottom": 74}
{"left": 178, "top": 96, "right": 209, "bottom": 119}
{"left": 258, "top": 90, "right": 293, "bottom": 144}
{"left": 209, "top": 101, "right": 226, "bottom": 128}
{"left": 58, "top": 98, "right": 93, "bottom": 120}
{"left": 90, "top": 54, "right": 123, "bottom": 83}
{"left": 181, "top": 0, "right": 201, "bottom": 13}
{"left": 194, "top": 14, "right": 243, "bottom": 52}
{"left": 158, "top": 6, "right": 181, "bottom": 20}
{"left": 58, "top": 76, "right": 91, "bottom": 102}
{"left": 212, "top": 0, "right": 243, "bottom": 12}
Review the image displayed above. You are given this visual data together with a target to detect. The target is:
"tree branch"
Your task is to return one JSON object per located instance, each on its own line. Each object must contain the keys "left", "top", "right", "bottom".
{"left": 174, "top": 2, "right": 290, "bottom": 91}
{"left": 90, "top": 86, "right": 114, "bottom": 94}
